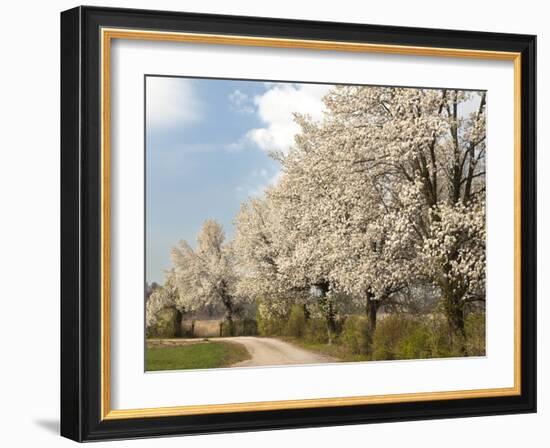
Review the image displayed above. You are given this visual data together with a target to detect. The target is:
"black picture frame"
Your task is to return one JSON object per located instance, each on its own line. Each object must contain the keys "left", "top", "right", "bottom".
{"left": 61, "top": 5, "right": 536, "bottom": 442}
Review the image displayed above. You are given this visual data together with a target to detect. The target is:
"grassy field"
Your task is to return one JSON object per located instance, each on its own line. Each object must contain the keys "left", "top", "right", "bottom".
{"left": 146, "top": 340, "right": 251, "bottom": 371}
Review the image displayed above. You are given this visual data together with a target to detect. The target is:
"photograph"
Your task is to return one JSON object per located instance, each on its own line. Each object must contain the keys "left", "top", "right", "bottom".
{"left": 57, "top": 5, "right": 537, "bottom": 442}
{"left": 144, "top": 76, "right": 487, "bottom": 372}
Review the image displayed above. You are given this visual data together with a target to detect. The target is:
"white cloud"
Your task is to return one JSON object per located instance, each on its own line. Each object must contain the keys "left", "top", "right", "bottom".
{"left": 247, "top": 83, "right": 331, "bottom": 155}
{"left": 146, "top": 77, "right": 201, "bottom": 129}
{"left": 229, "top": 89, "right": 254, "bottom": 114}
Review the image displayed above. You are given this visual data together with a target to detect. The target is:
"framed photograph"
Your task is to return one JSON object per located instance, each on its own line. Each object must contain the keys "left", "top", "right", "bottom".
{"left": 60, "top": 6, "right": 536, "bottom": 441}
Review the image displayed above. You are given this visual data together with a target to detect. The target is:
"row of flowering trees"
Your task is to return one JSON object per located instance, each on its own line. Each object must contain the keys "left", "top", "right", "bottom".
{"left": 147, "top": 85, "right": 486, "bottom": 355}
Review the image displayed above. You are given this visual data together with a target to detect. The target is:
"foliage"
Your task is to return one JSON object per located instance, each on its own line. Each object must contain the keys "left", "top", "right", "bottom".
{"left": 396, "top": 323, "right": 436, "bottom": 360}
{"left": 286, "top": 305, "right": 307, "bottom": 338}
{"left": 146, "top": 307, "right": 179, "bottom": 338}
{"left": 372, "top": 315, "right": 412, "bottom": 360}
{"left": 256, "top": 300, "right": 289, "bottom": 336}
{"left": 340, "top": 316, "right": 370, "bottom": 355}
{"left": 372, "top": 315, "right": 453, "bottom": 361}
{"left": 465, "top": 312, "right": 486, "bottom": 356}
{"left": 303, "top": 318, "right": 330, "bottom": 344}
{"left": 145, "top": 274, "right": 181, "bottom": 330}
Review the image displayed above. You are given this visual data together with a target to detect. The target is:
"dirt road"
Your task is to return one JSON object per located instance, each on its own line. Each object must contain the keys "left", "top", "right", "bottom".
{"left": 217, "top": 336, "right": 338, "bottom": 367}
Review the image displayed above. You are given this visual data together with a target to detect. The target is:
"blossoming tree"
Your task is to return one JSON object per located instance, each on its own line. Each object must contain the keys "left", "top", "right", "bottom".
{"left": 170, "top": 220, "right": 243, "bottom": 336}
{"left": 145, "top": 271, "right": 182, "bottom": 335}
{"left": 307, "top": 86, "right": 487, "bottom": 352}
{"left": 147, "top": 83, "right": 486, "bottom": 357}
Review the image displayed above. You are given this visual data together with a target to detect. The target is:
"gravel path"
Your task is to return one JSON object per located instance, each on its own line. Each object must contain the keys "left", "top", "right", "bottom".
{"left": 216, "top": 336, "right": 338, "bottom": 367}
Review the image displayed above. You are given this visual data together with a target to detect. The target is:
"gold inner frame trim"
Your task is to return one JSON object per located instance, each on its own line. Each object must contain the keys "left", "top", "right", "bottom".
{"left": 100, "top": 27, "right": 522, "bottom": 421}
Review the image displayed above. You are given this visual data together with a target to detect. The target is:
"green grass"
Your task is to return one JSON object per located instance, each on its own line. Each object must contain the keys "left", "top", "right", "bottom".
{"left": 146, "top": 341, "right": 251, "bottom": 371}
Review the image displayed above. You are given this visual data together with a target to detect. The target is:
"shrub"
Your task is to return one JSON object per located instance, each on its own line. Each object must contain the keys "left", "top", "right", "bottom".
{"left": 286, "top": 305, "right": 307, "bottom": 338}
{"left": 396, "top": 323, "right": 432, "bottom": 359}
{"left": 372, "top": 315, "right": 411, "bottom": 360}
{"left": 304, "top": 318, "right": 329, "bottom": 344}
{"left": 372, "top": 315, "right": 452, "bottom": 361}
{"left": 423, "top": 318, "right": 453, "bottom": 358}
{"left": 147, "top": 308, "right": 179, "bottom": 338}
{"left": 465, "top": 312, "right": 486, "bottom": 356}
{"left": 240, "top": 318, "right": 259, "bottom": 336}
{"left": 220, "top": 319, "right": 235, "bottom": 337}
{"left": 340, "top": 316, "right": 370, "bottom": 355}
{"left": 220, "top": 318, "right": 259, "bottom": 336}
{"left": 256, "top": 311, "right": 287, "bottom": 337}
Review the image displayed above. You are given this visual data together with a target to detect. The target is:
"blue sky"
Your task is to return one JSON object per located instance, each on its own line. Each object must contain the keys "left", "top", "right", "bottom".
{"left": 146, "top": 76, "right": 331, "bottom": 284}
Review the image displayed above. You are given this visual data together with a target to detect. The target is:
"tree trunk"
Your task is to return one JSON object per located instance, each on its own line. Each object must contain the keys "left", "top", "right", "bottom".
{"left": 225, "top": 309, "right": 235, "bottom": 337}
{"left": 442, "top": 289, "right": 467, "bottom": 356}
{"left": 174, "top": 308, "right": 183, "bottom": 338}
{"left": 365, "top": 290, "right": 379, "bottom": 356}
{"left": 303, "top": 304, "right": 311, "bottom": 321}
{"left": 316, "top": 281, "right": 336, "bottom": 345}
{"left": 366, "top": 291, "right": 378, "bottom": 333}
{"left": 220, "top": 288, "right": 236, "bottom": 337}
{"left": 325, "top": 300, "right": 337, "bottom": 345}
